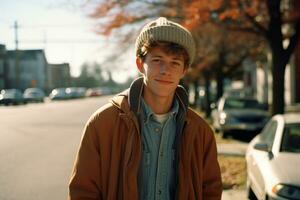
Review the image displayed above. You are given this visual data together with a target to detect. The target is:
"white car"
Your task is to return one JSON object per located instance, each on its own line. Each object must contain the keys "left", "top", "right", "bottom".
{"left": 246, "top": 113, "right": 300, "bottom": 200}
{"left": 211, "top": 96, "right": 269, "bottom": 138}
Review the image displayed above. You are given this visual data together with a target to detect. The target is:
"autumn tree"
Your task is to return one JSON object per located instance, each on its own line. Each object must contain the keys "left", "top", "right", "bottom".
{"left": 183, "top": 0, "right": 300, "bottom": 114}
{"left": 83, "top": 0, "right": 296, "bottom": 115}
{"left": 85, "top": 1, "right": 262, "bottom": 92}
{"left": 186, "top": 22, "right": 264, "bottom": 116}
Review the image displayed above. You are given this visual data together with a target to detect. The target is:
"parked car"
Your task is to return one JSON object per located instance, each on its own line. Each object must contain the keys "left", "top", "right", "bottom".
{"left": 23, "top": 88, "right": 45, "bottom": 103}
{"left": 75, "top": 87, "right": 87, "bottom": 98}
{"left": 0, "top": 89, "right": 26, "bottom": 105}
{"left": 65, "top": 87, "right": 78, "bottom": 99}
{"left": 65, "top": 87, "right": 87, "bottom": 99}
{"left": 49, "top": 88, "right": 69, "bottom": 100}
{"left": 86, "top": 87, "right": 113, "bottom": 97}
{"left": 211, "top": 96, "right": 269, "bottom": 138}
{"left": 246, "top": 113, "right": 300, "bottom": 200}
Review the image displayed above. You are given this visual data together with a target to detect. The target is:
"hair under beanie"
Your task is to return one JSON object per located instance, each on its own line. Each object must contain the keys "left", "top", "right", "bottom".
{"left": 135, "top": 17, "right": 196, "bottom": 66}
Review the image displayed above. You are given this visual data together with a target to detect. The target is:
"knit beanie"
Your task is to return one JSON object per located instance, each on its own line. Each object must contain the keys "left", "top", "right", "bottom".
{"left": 135, "top": 17, "right": 196, "bottom": 66}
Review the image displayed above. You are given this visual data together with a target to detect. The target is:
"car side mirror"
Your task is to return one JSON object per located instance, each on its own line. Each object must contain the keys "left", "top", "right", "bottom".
{"left": 254, "top": 142, "right": 269, "bottom": 152}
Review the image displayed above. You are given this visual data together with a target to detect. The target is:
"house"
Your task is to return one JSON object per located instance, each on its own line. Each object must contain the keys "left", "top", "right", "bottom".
{"left": 295, "top": 40, "right": 300, "bottom": 103}
{"left": 0, "top": 44, "right": 7, "bottom": 90}
{"left": 6, "top": 49, "right": 48, "bottom": 91}
{"left": 294, "top": 0, "right": 300, "bottom": 104}
{"left": 47, "top": 63, "right": 71, "bottom": 91}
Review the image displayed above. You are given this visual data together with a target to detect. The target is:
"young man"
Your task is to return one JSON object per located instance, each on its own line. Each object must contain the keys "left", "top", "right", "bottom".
{"left": 69, "top": 17, "right": 222, "bottom": 200}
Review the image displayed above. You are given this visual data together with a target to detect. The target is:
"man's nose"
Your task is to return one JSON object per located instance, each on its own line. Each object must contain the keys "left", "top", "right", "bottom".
{"left": 159, "top": 62, "right": 171, "bottom": 74}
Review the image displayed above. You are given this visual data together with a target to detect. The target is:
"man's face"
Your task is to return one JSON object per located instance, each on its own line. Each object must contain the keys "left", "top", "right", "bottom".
{"left": 136, "top": 46, "right": 187, "bottom": 99}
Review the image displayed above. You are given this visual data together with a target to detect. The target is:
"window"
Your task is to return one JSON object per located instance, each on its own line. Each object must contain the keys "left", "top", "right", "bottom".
{"left": 223, "top": 98, "right": 260, "bottom": 109}
{"left": 0, "top": 60, "right": 4, "bottom": 74}
{"left": 259, "top": 120, "right": 278, "bottom": 149}
{"left": 281, "top": 123, "right": 300, "bottom": 153}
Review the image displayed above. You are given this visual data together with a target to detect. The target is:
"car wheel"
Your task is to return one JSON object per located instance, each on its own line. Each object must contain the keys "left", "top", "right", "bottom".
{"left": 247, "top": 186, "right": 257, "bottom": 200}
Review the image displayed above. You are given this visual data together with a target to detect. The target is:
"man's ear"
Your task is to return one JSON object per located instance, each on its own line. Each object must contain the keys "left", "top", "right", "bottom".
{"left": 136, "top": 57, "right": 144, "bottom": 73}
{"left": 181, "top": 67, "right": 188, "bottom": 78}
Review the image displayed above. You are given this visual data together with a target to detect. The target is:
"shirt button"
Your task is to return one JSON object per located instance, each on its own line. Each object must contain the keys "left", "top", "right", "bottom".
{"left": 158, "top": 190, "right": 162, "bottom": 195}
{"left": 154, "top": 127, "right": 160, "bottom": 132}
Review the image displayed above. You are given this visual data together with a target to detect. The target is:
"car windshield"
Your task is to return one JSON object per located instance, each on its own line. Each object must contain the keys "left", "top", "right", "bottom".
{"left": 2, "top": 90, "right": 17, "bottom": 97}
{"left": 224, "top": 98, "right": 260, "bottom": 109}
{"left": 25, "top": 88, "right": 42, "bottom": 94}
{"left": 281, "top": 123, "right": 300, "bottom": 153}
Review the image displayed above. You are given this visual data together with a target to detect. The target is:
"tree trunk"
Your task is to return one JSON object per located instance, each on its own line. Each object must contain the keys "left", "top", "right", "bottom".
{"left": 267, "top": 0, "right": 286, "bottom": 115}
{"left": 271, "top": 55, "right": 286, "bottom": 114}
{"left": 216, "top": 64, "right": 224, "bottom": 100}
{"left": 193, "top": 80, "right": 199, "bottom": 107}
{"left": 204, "top": 70, "right": 212, "bottom": 117}
{"left": 270, "top": 44, "right": 291, "bottom": 115}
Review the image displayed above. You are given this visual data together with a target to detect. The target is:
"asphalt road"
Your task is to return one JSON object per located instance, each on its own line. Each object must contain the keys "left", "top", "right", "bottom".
{"left": 0, "top": 95, "right": 248, "bottom": 200}
{"left": 0, "top": 96, "right": 112, "bottom": 200}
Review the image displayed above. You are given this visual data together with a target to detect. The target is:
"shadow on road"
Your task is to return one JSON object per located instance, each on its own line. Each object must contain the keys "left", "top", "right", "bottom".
{"left": 227, "top": 131, "right": 260, "bottom": 143}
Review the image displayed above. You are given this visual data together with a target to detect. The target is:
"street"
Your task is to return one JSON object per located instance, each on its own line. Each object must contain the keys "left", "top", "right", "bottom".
{"left": 0, "top": 96, "right": 112, "bottom": 200}
{"left": 0, "top": 95, "right": 246, "bottom": 200}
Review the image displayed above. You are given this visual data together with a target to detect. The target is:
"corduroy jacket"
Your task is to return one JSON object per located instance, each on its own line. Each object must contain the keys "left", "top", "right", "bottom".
{"left": 68, "top": 78, "right": 222, "bottom": 200}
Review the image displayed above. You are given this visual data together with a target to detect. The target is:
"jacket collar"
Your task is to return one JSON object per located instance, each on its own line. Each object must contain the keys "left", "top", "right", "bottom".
{"left": 111, "top": 76, "right": 189, "bottom": 115}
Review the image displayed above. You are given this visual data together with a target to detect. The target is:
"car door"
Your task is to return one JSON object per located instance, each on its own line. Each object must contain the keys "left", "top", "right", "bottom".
{"left": 248, "top": 119, "right": 278, "bottom": 199}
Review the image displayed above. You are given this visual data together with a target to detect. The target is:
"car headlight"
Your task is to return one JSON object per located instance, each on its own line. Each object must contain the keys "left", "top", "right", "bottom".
{"left": 219, "top": 113, "right": 239, "bottom": 125}
{"left": 272, "top": 184, "right": 300, "bottom": 199}
{"left": 220, "top": 112, "right": 227, "bottom": 119}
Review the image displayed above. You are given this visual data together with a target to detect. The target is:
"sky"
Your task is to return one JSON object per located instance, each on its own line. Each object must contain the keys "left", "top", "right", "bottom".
{"left": 0, "top": 0, "right": 137, "bottom": 82}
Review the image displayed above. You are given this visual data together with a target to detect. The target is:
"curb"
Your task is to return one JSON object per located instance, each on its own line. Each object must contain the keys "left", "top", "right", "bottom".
{"left": 217, "top": 143, "right": 248, "bottom": 157}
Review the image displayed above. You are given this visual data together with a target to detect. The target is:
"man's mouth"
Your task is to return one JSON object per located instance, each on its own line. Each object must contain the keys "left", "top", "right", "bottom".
{"left": 155, "top": 79, "right": 173, "bottom": 84}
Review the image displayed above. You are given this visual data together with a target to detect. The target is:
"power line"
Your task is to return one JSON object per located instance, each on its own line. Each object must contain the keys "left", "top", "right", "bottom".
{"left": 20, "top": 39, "right": 108, "bottom": 44}
{"left": 14, "top": 21, "right": 19, "bottom": 50}
{"left": 10, "top": 23, "right": 95, "bottom": 29}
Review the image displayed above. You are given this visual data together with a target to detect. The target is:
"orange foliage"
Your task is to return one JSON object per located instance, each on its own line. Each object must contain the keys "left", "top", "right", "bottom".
{"left": 89, "top": 1, "right": 117, "bottom": 18}
{"left": 97, "top": 12, "right": 136, "bottom": 35}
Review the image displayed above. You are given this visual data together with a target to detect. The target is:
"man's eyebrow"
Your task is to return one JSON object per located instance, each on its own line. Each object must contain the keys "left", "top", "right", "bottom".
{"left": 151, "top": 55, "right": 163, "bottom": 58}
{"left": 171, "top": 57, "right": 184, "bottom": 62}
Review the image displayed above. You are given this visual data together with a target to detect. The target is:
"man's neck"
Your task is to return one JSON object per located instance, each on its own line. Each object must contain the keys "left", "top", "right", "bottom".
{"left": 143, "top": 89, "right": 175, "bottom": 114}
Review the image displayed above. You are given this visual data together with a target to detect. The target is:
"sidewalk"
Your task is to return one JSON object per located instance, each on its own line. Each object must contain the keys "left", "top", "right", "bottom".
{"left": 217, "top": 142, "right": 248, "bottom": 157}
{"left": 222, "top": 189, "right": 247, "bottom": 200}
{"left": 217, "top": 142, "right": 248, "bottom": 200}
{"left": 286, "top": 104, "right": 300, "bottom": 112}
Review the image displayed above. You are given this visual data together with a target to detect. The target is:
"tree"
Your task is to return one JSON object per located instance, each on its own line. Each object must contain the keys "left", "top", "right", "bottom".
{"left": 73, "top": 62, "right": 105, "bottom": 87}
{"left": 183, "top": 0, "right": 300, "bottom": 114}
{"left": 83, "top": 0, "right": 300, "bottom": 115}
{"left": 192, "top": 22, "right": 264, "bottom": 100}
{"left": 85, "top": 1, "right": 262, "bottom": 90}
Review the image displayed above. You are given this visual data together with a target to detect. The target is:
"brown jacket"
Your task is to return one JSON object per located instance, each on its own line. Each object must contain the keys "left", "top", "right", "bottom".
{"left": 69, "top": 78, "right": 222, "bottom": 200}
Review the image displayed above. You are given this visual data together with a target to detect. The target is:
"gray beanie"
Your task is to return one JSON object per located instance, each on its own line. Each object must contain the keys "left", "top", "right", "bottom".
{"left": 135, "top": 17, "right": 196, "bottom": 66}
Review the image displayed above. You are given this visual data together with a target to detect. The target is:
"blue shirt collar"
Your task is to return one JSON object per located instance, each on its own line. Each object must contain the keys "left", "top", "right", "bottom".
{"left": 141, "top": 97, "right": 179, "bottom": 124}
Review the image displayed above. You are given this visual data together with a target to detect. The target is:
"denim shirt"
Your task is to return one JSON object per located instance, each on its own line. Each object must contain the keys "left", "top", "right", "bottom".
{"left": 138, "top": 98, "right": 179, "bottom": 200}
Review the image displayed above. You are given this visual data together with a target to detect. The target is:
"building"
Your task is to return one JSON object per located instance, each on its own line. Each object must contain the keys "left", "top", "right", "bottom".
{"left": 47, "top": 63, "right": 71, "bottom": 91}
{"left": 295, "top": 40, "right": 300, "bottom": 103}
{"left": 6, "top": 49, "right": 48, "bottom": 91}
{"left": 0, "top": 44, "right": 7, "bottom": 90}
{"left": 294, "top": 0, "right": 300, "bottom": 103}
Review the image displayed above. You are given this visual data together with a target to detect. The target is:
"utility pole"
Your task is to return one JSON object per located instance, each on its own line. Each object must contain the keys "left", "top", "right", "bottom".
{"left": 14, "top": 21, "right": 19, "bottom": 50}
{"left": 14, "top": 20, "right": 20, "bottom": 89}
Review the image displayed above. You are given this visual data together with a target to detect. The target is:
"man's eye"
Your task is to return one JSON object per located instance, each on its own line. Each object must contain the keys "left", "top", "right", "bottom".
{"left": 172, "top": 62, "right": 181, "bottom": 66}
{"left": 152, "top": 59, "right": 160, "bottom": 63}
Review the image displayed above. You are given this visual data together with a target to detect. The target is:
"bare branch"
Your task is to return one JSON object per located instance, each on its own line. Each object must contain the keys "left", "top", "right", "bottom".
{"left": 285, "top": 22, "right": 300, "bottom": 59}
{"left": 225, "top": 25, "right": 262, "bottom": 36}
{"left": 244, "top": 13, "right": 268, "bottom": 37}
